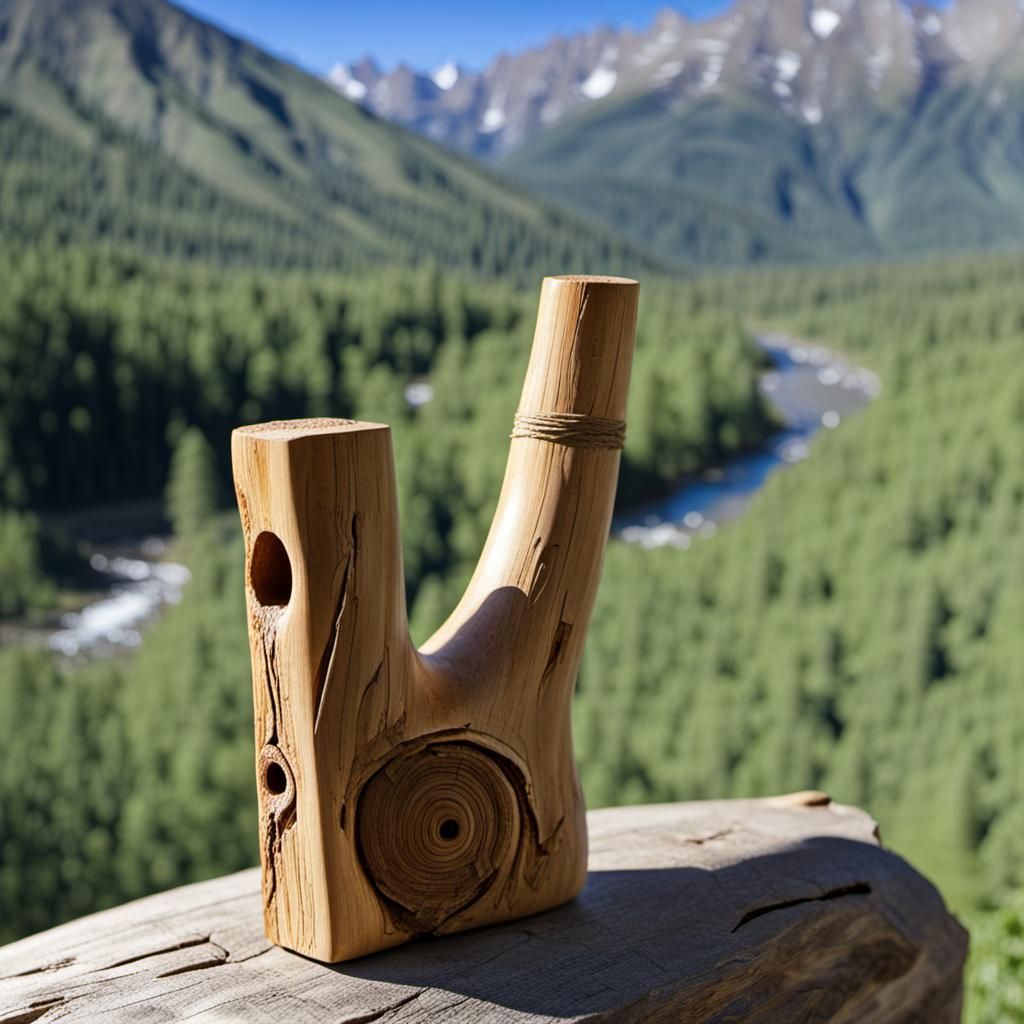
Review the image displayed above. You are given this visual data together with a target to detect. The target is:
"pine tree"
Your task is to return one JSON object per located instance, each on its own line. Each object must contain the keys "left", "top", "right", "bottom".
{"left": 165, "top": 428, "right": 220, "bottom": 539}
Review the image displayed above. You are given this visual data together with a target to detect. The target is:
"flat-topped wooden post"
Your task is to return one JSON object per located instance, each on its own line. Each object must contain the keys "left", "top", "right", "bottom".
{"left": 231, "top": 276, "right": 639, "bottom": 962}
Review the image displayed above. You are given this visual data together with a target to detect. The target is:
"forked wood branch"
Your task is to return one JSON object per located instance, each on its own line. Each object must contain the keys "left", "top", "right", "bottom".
{"left": 0, "top": 800, "right": 968, "bottom": 1022}
{"left": 230, "top": 275, "right": 640, "bottom": 961}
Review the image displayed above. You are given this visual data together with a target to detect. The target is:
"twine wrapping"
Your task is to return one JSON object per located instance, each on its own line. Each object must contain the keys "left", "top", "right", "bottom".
{"left": 511, "top": 410, "right": 626, "bottom": 450}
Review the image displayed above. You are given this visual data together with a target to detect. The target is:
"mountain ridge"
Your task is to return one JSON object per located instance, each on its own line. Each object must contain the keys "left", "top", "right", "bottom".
{"left": 329, "top": 0, "right": 1024, "bottom": 265}
{"left": 330, "top": 0, "right": 1024, "bottom": 160}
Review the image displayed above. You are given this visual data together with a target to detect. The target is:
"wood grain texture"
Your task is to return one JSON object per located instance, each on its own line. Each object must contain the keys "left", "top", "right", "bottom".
{"left": 231, "top": 276, "right": 639, "bottom": 961}
{"left": 0, "top": 799, "right": 967, "bottom": 1023}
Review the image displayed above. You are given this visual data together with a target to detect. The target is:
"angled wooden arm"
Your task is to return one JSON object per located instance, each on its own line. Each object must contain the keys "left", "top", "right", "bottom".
{"left": 232, "top": 275, "right": 639, "bottom": 962}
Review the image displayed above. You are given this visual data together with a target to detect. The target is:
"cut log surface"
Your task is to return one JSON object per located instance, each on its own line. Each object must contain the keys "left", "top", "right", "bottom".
{"left": 0, "top": 799, "right": 967, "bottom": 1024}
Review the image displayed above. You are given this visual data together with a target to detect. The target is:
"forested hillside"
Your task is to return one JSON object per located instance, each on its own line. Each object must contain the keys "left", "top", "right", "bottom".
{"left": 572, "top": 256, "right": 1024, "bottom": 916}
{"left": 0, "top": 0, "right": 657, "bottom": 278}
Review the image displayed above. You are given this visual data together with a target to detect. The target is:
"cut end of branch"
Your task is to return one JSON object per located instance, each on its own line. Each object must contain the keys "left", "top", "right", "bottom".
{"left": 547, "top": 275, "right": 639, "bottom": 286}
{"left": 234, "top": 419, "right": 389, "bottom": 442}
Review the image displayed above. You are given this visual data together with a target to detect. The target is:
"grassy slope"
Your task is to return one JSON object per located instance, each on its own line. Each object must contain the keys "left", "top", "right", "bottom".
{"left": 0, "top": 0, "right": 663, "bottom": 277}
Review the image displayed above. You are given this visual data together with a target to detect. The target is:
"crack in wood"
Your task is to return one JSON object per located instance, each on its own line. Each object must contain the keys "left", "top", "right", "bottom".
{"left": 355, "top": 654, "right": 386, "bottom": 728}
{"left": 732, "top": 882, "right": 872, "bottom": 932}
{"left": 338, "top": 991, "right": 422, "bottom": 1024}
{"left": 541, "top": 620, "right": 572, "bottom": 687}
{"left": 259, "top": 631, "right": 281, "bottom": 748}
{"left": 5, "top": 958, "right": 74, "bottom": 980}
{"left": 158, "top": 945, "right": 273, "bottom": 978}
{"left": 528, "top": 543, "right": 559, "bottom": 604}
{"left": 155, "top": 939, "right": 230, "bottom": 978}
{"left": 684, "top": 829, "right": 733, "bottom": 845}
{"left": 100, "top": 935, "right": 212, "bottom": 971}
{"left": 263, "top": 808, "right": 280, "bottom": 911}
{"left": 0, "top": 998, "right": 65, "bottom": 1024}
{"left": 314, "top": 552, "right": 352, "bottom": 735}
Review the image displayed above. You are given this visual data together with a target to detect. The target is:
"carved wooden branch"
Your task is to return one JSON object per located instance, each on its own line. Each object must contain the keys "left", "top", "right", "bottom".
{"left": 231, "top": 275, "right": 639, "bottom": 962}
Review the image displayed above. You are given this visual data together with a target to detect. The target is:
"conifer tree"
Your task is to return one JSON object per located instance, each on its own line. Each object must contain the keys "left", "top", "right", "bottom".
{"left": 165, "top": 428, "right": 220, "bottom": 539}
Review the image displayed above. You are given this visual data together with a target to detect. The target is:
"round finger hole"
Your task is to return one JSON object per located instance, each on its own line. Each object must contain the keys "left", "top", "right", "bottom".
{"left": 250, "top": 531, "right": 292, "bottom": 607}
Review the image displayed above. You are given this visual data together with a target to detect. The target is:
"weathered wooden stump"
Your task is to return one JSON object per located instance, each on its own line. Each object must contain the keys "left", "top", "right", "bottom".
{"left": 0, "top": 797, "right": 966, "bottom": 1022}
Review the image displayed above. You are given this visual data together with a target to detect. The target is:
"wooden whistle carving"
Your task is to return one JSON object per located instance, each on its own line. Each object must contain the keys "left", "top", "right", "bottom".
{"left": 232, "top": 275, "right": 639, "bottom": 962}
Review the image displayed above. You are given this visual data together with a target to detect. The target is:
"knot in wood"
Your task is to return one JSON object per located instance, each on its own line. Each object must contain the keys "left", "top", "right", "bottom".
{"left": 258, "top": 744, "right": 296, "bottom": 825}
{"left": 356, "top": 742, "right": 521, "bottom": 931}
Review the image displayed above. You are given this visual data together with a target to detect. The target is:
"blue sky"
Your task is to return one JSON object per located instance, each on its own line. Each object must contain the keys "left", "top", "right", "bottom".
{"left": 178, "top": 1, "right": 734, "bottom": 73}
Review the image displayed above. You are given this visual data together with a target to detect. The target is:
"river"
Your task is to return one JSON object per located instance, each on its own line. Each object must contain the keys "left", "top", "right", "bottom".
{"left": 615, "top": 333, "right": 879, "bottom": 549}
{"left": 46, "top": 538, "right": 190, "bottom": 659}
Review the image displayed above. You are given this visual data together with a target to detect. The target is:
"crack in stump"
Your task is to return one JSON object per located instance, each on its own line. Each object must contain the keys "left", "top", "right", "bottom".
{"left": 732, "top": 882, "right": 872, "bottom": 932}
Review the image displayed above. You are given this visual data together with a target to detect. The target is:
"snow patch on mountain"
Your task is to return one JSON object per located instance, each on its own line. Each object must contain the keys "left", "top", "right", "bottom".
{"left": 433, "top": 61, "right": 458, "bottom": 90}
{"left": 810, "top": 9, "right": 842, "bottom": 39}
{"left": 581, "top": 66, "right": 617, "bottom": 99}
{"left": 481, "top": 106, "right": 506, "bottom": 132}
{"left": 327, "top": 64, "right": 367, "bottom": 100}
{"left": 775, "top": 52, "right": 801, "bottom": 81}
{"left": 700, "top": 55, "right": 725, "bottom": 90}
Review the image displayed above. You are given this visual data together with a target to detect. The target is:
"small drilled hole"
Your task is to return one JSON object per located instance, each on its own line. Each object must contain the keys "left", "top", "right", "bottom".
{"left": 265, "top": 761, "right": 287, "bottom": 795}
{"left": 438, "top": 818, "right": 460, "bottom": 841}
{"left": 250, "top": 531, "right": 292, "bottom": 607}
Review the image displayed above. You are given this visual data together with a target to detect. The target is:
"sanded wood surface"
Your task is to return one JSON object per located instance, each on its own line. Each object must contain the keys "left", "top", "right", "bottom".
{"left": 230, "top": 276, "right": 640, "bottom": 961}
{"left": 0, "top": 798, "right": 967, "bottom": 1023}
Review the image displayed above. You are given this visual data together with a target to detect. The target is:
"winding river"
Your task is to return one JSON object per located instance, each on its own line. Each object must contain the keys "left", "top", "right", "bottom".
{"left": 614, "top": 333, "right": 879, "bottom": 549}
{"left": 46, "top": 539, "right": 190, "bottom": 659}
{"left": 43, "top": 333, "right": 876, "bottom": 656}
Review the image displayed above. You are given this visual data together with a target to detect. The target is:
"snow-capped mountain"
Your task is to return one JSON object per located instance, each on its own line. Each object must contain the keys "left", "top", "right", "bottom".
{"left": 327, "top": 0, "right": 1024, "bottom": 159}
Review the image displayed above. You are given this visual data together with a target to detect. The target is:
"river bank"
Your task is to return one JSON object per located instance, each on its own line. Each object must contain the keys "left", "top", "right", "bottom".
{"left": 615, "top": 333, "right": 879, "bottom": 548}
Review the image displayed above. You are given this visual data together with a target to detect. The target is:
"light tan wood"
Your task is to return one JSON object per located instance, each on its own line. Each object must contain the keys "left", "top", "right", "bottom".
{"left": 0, "top": 800, "right": 968, "bottom": 1023}
{"left": 230, "top": 276, "right": 639, "bottom": 961}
